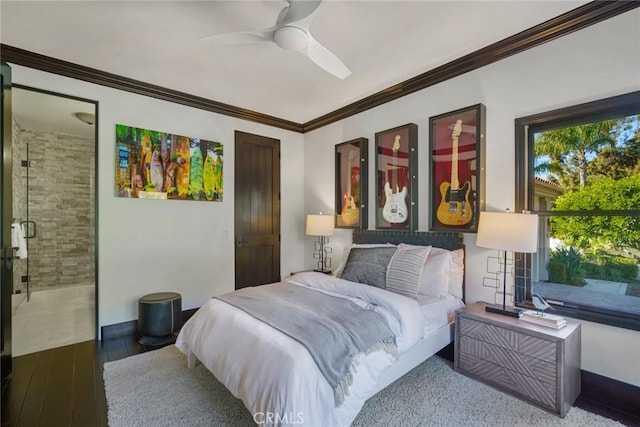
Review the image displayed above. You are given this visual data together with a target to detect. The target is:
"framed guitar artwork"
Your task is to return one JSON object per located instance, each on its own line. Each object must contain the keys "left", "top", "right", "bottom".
{"left": 375, "top": 123, "right": 418, "bottom": 230}
{"left": 335, "top": 138, "right": 368, "bottom": 229}
{"left": 429, "top": 104, "right": 486, "bottom": 232}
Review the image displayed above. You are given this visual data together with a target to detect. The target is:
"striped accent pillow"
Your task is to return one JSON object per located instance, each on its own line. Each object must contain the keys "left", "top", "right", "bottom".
{"left": 386, "top": 246, "right": 431, "bottom": 299}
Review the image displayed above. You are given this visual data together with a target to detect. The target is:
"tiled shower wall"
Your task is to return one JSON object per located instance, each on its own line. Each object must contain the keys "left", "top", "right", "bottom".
{"left": 12, "top": 120, "right": 95, "bottom": 292}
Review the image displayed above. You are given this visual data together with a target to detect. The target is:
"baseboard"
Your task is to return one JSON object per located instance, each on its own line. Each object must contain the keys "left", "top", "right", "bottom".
{"left": 436, "top": 342, "right": 454, "bottom": 362}
{"left": 101, "top": 307, "right": 200, "bottom": 341}
{"left": 101, "top": 320, "right": 137, "bottom": 340}
{"left": 182, "top": 308, "right": 198, "bottom": 323}
{"left": 578, "top": 369, "right": 640, "bottom": 423}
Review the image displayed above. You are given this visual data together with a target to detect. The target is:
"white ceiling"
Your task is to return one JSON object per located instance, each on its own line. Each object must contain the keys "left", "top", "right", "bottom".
{"left": 12, "top": 88, "right": 96, "bottom": 138}
{"left": 1, "top": 1, "right": 586, "bottom": 126}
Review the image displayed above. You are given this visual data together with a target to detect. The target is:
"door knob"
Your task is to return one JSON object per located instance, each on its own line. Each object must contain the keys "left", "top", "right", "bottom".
{"left": 236, "top": 237, "right": 243, "bottom": 248}
{"left": 236, "top": 237, "right": 249, "bottom": 248}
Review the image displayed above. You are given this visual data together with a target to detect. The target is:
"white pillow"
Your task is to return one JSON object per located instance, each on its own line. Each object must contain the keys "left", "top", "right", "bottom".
{"left": 397, "top": 243, "right": 464, "bottom": 298}
{"left": 418, "top": 251, "right": 452, "bottom": 298}
{"left": 449, "top": 249, "right": 464, "bottom": 298}
{"left": 428, "top": 247, "right": 464, "bottom": 298}
{"left": 334, "top": 243, "right": 396, "bottom": 277}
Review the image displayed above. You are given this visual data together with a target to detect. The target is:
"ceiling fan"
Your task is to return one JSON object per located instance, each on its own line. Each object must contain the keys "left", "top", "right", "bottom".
{"left": 200, "top": 0, "right": 351, "bottom": 80}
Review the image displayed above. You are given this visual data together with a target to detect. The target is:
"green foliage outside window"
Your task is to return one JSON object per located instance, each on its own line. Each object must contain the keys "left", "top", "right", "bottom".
{"left": 549, "top": 247, "right": 585, "bottom": 286}
{"left": 582, "top": 256, "right": 638, "bottom": 282}
{"left": 534, "top": 120, "right": 617, "bottom": 189}
{"left": 534, "top": 115, "right": 638, "bottom": 191}
{"left": 549, "top": 247, "right": 638, "bottom": 285}
{"left": 549, "top": 175, "right": 640, "bottom": 251}
{"left": 539, "top": 116, "right": 640, "bottom": 289}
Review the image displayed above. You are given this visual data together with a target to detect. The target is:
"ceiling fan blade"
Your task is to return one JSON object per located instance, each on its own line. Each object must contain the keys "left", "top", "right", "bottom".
{"left": 198, "top": 29, "right": 274, "bottom": 44}
{"left": 305, "top": 35, "right": 351, "bottom": 79}
{"left": 281, "top": 0, "right": 323, "bottom": 28}
{"left": 275, "top": 1, "right": 291, "bottom": 25}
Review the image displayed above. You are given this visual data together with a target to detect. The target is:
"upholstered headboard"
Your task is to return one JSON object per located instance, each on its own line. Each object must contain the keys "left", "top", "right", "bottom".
{"left": 352, "top": 230, "right": 466, "bottom": 301}
{"left": 353, "top": 230, "right": 463, "bottom": 251}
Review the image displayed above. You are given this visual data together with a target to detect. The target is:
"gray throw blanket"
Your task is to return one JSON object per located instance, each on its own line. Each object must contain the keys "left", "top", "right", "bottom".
{"left": 216, "top": 282, "right": 397, "bottom": 406}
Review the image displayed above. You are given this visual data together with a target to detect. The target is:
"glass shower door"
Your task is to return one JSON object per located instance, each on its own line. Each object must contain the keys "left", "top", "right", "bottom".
{"left": 13, "top": 141, "right": 34, "bottom": 302}
{"left": 10, "top": 86, "right": 97, "bottom": 356}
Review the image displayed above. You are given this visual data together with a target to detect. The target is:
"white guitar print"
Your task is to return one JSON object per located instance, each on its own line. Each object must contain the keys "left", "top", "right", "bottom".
{"left": 382, "top": 135, "right": 408, "bottom": 224}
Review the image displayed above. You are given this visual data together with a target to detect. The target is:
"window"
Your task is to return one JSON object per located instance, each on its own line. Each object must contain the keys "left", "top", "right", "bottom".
{"left": 515, "top": 92, "right": 640, "bottom": 331}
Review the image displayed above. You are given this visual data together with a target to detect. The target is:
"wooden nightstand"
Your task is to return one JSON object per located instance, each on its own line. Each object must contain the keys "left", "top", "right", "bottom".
{"left": 454, "top": 302, "right": 581, "bottom": 417}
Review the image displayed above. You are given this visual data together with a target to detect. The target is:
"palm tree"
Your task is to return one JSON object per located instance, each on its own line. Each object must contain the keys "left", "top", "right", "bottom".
{"left": 534, "top": 120, "right": 617, "bottom": 188}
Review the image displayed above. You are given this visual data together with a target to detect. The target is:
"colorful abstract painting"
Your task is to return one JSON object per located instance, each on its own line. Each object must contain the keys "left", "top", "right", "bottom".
{"left": 115, "top": 124, "right": 223, "bottom": 201}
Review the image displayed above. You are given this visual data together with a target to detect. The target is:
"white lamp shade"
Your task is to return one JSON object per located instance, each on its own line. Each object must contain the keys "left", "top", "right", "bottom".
{"left": 476, "top": 211, "right": 538, "bottom": 253}
{"left": 306, "top": 214, "right": 334, "bottom": 236}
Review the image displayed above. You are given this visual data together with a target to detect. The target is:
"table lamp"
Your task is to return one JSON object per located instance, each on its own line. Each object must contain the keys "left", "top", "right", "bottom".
{"left": 306, "top": 213, "right": 335, "bottom": 273}
{"left": 476, "top": 210, "right": 539, "bottom": 317}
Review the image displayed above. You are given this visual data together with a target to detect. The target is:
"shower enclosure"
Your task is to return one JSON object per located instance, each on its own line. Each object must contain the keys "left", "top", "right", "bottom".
{"left": 10, "top": 87, "right": 97, "bottom": 356}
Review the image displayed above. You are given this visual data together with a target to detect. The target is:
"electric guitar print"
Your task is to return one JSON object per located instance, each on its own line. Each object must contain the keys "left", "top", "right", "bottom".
{"left": 436, "top": 119, "right": 473, "bottom": 226}
{"left": 382, "top": 135, "right": 408, "bottom": 224}
{"left": 341, "top": 149, "right": 359, "bottom": 226}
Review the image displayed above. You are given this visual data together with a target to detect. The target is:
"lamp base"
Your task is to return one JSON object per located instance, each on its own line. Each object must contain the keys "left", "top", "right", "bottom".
{"left": 485, "top": 305, "right": 523, "bottom": 318}
{"left": 313, "top": 269, "right": 332, "bottom": 275}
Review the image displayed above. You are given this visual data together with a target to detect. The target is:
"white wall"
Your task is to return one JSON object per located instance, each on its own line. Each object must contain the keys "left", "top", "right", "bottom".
{"left": 304, "top": 10, "right": 640, "bottom": 386}
{"left": 9, "top": 65, "right": 306, "bottom": 334}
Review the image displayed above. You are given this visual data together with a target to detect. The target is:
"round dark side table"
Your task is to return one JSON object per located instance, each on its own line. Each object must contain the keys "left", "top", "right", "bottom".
{"left": 137, "top": 292, "right": 182, "bottom": 346}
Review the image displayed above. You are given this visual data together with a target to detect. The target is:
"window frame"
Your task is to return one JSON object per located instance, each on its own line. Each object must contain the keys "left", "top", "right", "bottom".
{"left": 514, "top": 91, "right": 640, "bottom": 332}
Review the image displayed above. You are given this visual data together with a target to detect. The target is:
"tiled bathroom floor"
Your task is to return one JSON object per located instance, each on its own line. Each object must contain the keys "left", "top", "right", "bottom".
{"left": 11, "top": 284, "right": 95, "bottom": 356}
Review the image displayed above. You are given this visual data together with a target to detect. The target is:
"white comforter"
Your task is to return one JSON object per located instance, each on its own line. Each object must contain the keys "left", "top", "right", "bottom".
{"left": 175, "top": 272, "right": 425, "bottom": 427}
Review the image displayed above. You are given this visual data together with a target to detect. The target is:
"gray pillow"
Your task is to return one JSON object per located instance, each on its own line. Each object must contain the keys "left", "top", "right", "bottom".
{"left": 340, "top": 247, "right": 398, "bottom": 288}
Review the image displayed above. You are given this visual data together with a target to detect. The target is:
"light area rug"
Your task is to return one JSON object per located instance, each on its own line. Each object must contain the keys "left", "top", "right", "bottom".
{"left": 103, "top": 345, "right": 623, "bottom": 427}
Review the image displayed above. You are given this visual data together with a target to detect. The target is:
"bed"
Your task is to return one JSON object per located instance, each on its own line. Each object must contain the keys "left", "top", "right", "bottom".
{"left": 176, "top": 230, "right": 464, "bottom": 426}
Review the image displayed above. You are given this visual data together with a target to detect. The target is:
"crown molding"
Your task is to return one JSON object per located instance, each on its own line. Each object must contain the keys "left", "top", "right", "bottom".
{"left": 1, "top": 1, "right": 637, "bottom": 134}
{"left": 0, "top": 44, "right": 304, "bottom": 133}
{"left": 302, "top": 1, "right": 640, "bottom": 132}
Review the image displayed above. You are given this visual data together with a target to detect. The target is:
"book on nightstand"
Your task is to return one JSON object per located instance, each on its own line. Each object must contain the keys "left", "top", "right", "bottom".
{"left": 519, "top": 310, "right": 567, "bottom": 329}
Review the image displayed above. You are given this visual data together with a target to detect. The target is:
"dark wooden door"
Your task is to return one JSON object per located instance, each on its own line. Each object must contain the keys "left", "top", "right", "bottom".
{"left": 234, "top": 131, "right": 280, "bottom": 289}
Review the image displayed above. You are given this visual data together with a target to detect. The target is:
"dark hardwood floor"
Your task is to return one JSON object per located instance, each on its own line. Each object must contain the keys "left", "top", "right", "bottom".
{"left": 2, "top": 337, "right": 639, "bottom": 427}
{"left": 1, "top": 335, "right": 155, "bottom": 427}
